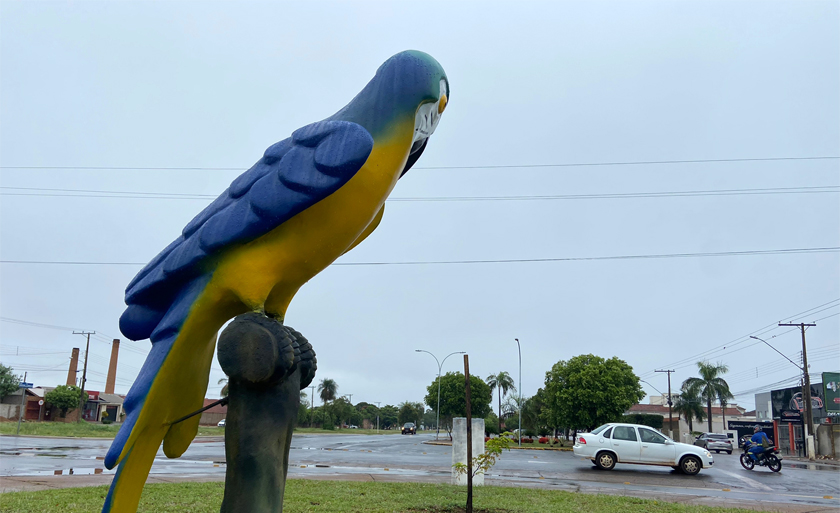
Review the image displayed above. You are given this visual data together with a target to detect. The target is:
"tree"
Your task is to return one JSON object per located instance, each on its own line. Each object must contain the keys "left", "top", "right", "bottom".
{"left": 621, "top": 413, "right": 663, "bottom": 429}
{"left": 424, "top": 372, "right": 491, "bottom": 437}
{"left": 422, "top": 408, "right": 437, "bottom": 429}
{"left": 486, "top": 371, "right": 516, "bottom": 429}
{"left": 673, "top": 387, "right": 705, "bottom": 433}
{"left": 218, "top": 377, "right": 229, "bottom": 398}
{"left": 521, "top": 389, "right": 548, "bottom": 436}
{"left": 397, "top": 401, "right": 425, "bottom": 426}
{"left": 317, "top": 378, "right": 338, "bottom": 406}
{"left": 379, "top": 404, "right": 399, "bottom": 428}
{"left": 718, "top": 389, "right": 735, "bottom": 433}
{"left": 45, "top": 385, "right": 88, "bottom": 417}
{"left": 543, "top": 354, "right": 644, "bottom": 432}
{"left": 326, "top": 396, "right": 355, "bottom": 427}
{"left": 682, "top": 361, "right": 731, "bottom": 433}
{"left": 484, "top": 412, "right": 500, "bottom": 434}
{"left": 0, "top": 364, "right": 21, "bottom": 399}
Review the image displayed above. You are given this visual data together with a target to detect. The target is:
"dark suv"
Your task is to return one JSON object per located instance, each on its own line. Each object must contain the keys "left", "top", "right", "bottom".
{"left": 694, "top": 433, "right": 733, "bottom": 454}
{"left": 401, "top": 422, "right": 416, "bottom": 435}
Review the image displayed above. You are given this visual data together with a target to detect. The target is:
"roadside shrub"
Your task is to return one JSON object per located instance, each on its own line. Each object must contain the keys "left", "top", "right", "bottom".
{"left": 538, "top": 437, "right": 549, "bottom": 444}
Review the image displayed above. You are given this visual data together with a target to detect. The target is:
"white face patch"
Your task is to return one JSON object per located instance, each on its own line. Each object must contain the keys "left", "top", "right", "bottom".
{"left": 412, "top": 78, "right": 448, "bottom": 144}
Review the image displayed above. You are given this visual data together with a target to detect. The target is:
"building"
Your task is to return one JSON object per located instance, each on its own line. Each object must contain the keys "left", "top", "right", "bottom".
{"left": 0, "top": 388, "right": 42, "bottom": 421}
{"left": 199, "top": 398, "right": 227, "bottom": 426}
{"left": 629, "top": 396, "right": 753, "bottom": 443}
{"left": 0, "top": 387, "right": 124, "bottom": 424}
{"left": 752, "top": 380, "right": 838, "bottom": 458}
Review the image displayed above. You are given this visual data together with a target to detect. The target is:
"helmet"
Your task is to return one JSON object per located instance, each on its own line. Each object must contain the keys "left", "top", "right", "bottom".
{"left": 753, "top": 424, "right": 761, "bottom": 432}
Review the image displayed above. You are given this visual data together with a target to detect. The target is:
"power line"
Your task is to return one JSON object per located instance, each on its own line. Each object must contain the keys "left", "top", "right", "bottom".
{"left": 1, "top": 247, "right": 837, "bottom": 267}
{"left": 0, "top": 317, "right": 83, "bottom": 332}
{"left": 639, "top": 299, "right": 840, "bottom": 377}
{"left": 1, "top": 155, "right": 837, "bottom": 171}
{"left": 1, "top": 185, "right": 838, "bottom": 202}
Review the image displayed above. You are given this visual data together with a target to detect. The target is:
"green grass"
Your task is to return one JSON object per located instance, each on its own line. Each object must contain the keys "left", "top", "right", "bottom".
{"left": 0, "top": 480, "right": 752, "bottom": 513}
{"left": 293, "top": 427, "right": 400, "bottom": 435}
{"left": 0, "top": 422, "right": 121, "bottom": 438}
{"left": 0, "top": 422, "right": 394, "bottom": 438}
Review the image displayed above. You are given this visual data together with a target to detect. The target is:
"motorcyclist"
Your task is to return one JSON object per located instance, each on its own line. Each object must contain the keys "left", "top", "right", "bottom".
{"left": 748, "top": 424, "right": 771, "bottom": 461}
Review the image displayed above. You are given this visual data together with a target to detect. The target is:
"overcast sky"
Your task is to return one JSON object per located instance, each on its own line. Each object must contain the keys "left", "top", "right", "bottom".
{"left": 1, "top": 1, "right": 838, "bottom": 412}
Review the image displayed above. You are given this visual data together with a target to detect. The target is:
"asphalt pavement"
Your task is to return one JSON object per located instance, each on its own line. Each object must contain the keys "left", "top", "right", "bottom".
{"left": 1, "top": 433, "right": 838, "bottom": 512}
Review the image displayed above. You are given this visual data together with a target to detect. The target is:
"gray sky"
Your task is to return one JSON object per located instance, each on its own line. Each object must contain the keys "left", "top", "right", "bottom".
{"left": 1, "top": 1, "right": 838, "bottom": 412}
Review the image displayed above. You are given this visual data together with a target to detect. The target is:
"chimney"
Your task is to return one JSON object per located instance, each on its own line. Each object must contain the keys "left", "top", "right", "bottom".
{"left": 66, "top": 348, "right": 80, "bottom": 386}
{"left": 105, "top": 339, "right": 120, "bottom": 394}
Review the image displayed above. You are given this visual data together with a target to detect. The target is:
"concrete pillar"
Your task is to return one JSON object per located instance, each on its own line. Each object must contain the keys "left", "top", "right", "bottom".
{"left": 66, "top": 348, "right": 80, "bottom": 386}
{"left": 451, "top": 417, "right": 485, "bottom": 486}
{"left": 105, "top": 339, "right": 120, "bottom": 394}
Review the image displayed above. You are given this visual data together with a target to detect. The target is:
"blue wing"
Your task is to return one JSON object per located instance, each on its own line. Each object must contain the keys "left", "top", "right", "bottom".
{"left": 118, "top": 120, "right": 374, "bottom": 341}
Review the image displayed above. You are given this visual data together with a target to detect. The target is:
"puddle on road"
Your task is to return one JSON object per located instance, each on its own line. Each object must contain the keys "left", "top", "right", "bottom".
{"left": 786, "top": 463, "right": 839, "bottom": 472}
{"left": 23, "top": 468, "right": 115, "bottom": 476}
{"left": 289, "top": 447, "right": 343, "bottom": 451}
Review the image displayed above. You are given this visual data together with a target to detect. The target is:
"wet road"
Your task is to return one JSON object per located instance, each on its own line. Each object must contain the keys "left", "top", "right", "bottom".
{"left": 1, "top": 433, "right": 838, "bottom": 510}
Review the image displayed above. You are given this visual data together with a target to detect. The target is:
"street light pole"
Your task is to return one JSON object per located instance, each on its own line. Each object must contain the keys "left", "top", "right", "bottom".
{"left": 415, "top": 349, "right": 465, "bottom": 440}
{"left": 515, "top": 338, "right": 522, "bottom": 447}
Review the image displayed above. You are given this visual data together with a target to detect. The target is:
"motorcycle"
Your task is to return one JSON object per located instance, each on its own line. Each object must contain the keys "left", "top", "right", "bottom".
{"left": 740, "top": 439, "right": 782, "bottom": 472}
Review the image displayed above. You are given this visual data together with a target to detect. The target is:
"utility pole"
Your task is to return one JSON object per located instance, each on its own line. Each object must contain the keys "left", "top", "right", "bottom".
{"left": 16, "top": 372, "right": 28, "bottom": 435}
{"left": 375, "top": 401, "right": 381, "bottom": 434}
{"left": 73, "top": 331, "right": 94, "bottom": 422}
{"left": 344, "top": 394, "right": 353, "bottom": 404}
{"left": 655, "top": 370, "right": 675, "bottom": 438}
{"left": 780, "top": 322, "right": 816, "bottom": 459}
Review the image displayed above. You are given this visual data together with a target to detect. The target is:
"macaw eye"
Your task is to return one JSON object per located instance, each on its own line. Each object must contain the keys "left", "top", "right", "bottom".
{"left": 438, "top": 94, "right": 447, "bottom": 115}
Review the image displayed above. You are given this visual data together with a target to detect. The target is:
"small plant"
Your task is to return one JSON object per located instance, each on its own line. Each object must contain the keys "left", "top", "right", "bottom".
{"left": 453, "top": 430, "right": 513, "bottom": 479}
{"left": 101, "top": 411, "right": 112, "bottom": 425}
{"left": 538, "top": 436, "right": 549, "bottom": 444}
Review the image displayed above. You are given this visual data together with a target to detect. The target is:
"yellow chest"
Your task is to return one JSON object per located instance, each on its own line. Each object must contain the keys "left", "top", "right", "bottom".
{"left": 201, "top": 126, "right": 413, "bottom": 317}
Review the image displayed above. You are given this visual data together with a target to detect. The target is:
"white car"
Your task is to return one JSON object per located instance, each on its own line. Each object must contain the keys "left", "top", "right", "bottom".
{"left": 573, "top": 423, "right": 714, "bottom": 475}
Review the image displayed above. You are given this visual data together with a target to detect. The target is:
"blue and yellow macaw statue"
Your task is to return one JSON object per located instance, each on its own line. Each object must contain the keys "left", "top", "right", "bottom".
{"left": 103, "top": 50, "right": 449, "bottom": 512}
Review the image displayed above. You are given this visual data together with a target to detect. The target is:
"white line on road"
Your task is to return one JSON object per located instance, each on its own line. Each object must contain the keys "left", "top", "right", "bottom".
{"left": 716, "top": 469, "right": 774, "bottom": 492}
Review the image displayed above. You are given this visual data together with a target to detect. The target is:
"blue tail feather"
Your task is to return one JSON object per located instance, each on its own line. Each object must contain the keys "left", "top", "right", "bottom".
{"left": 105, "top": 273, "right": 213, "bottom": 469}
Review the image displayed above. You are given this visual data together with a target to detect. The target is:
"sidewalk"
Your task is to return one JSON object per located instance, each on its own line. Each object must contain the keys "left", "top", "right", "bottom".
{"left": 782, "top": 455, "right": 840, "bottom": 467}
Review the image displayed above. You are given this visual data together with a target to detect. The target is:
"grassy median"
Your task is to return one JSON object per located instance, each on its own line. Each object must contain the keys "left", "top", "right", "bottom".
{"left": 0, "top": 481, "right": 749, "bottom": 513}
{"left": 0, "top": 422, "right": 398, "bottom": 438}
{"left": 0, "top": 422, "right": 224, "bottom": 438}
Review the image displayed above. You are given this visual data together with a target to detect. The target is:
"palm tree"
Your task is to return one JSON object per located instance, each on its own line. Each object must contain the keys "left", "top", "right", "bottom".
{"left": 300, "top": 390, "right": 308, "bottom": 405}
{"left": 682, "top": 361, "right": 732, "bottom": 432}
{"left": 718, "top": 389, "right": 735, "bottom": 433}
{"left": 317, "top": 378, "right": 338, "bottom": 406}
{"left": 486, "top": 371, "right": 516, "bottom": 429}
{"left": 673, "top": 387, "right": 705, "bottom": 433}
{"left": 218, "top": 377, "right": 229, "bottom": 398}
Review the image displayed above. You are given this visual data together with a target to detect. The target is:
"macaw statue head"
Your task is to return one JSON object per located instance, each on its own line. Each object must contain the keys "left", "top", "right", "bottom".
{"left": 330, "top": 50, "right": 449, "bottom": 173}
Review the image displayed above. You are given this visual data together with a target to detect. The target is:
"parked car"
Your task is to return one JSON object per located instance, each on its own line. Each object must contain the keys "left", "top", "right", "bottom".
{"left": 694, "top": 433, "right": 733, "bottom": 454}
{"left": 401, "top": 422, "right": 416, "bottom": 435}
{"left": 573, "top": 423, "right": 714, "bottom": 475}
{"left": 217, "top": 419, "right": 226, "bottom": 427}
